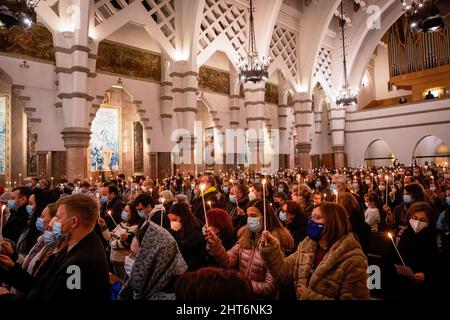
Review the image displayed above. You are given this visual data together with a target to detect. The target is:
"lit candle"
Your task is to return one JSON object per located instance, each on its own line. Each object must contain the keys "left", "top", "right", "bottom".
{"left": 107, "top": 210, "right": 118, "bottom": 227}
{"left": 51, "top": 177, "right": 54, "bottom": 189}
{"left": 297, "top": 174, "right": 301, "bottom": 198}
{"left": 333, "top": 189, "right": 338, "bottom": 203}
{"left": 200, "top": 184, "right": 209, "bottom": 226}
{"left": 262, "top": 179, "right": 267, "bottom": 231}
{"left": 385, "top": 175, "right": 389, "bottom": 204}
{"left": 208, "top": 201, "right": 212, "bottom": 210}
{"left": 19, "top": 173, "right": 22, "bottom": 185}
{"left": 388, "top": 233, "right": 406, "bottom": 267}
{"left": 159, "top": 198, "right": 165, "bottom": 226}
{"left": 0, "top": 204, "right": 6, "bottom": 244}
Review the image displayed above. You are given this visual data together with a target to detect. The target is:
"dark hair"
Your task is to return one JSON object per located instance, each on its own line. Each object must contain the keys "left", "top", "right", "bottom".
{"left": 404, "top": 183, "right": 425, "bottom": 202}
{"left": 232, "top": 184, "right": 247, "bottom": 197}
{"left": 107, "top": 184, "right": 119, "bottom": 196}
{"left": 284, "top": 200, "right": 305, "bottom": 219}
{"left": 317, "top": 176, "right": 329, "bottom": 188}
{"left": 135, "top": 223, "right": 149, "bottom": 246}
{"left": 134, "top": 193, "right": 155, "bottom": 209}
{"left": 170, "top": 202, "right": 200, "bottom": 238}
{"left": 12, "top": 187, "right": 32, "bottom": 200}
{"left": 273, "top": 191, "right": 287, "bottom": 200}
{"left": 206, "top": 209, "right": 234, "bottom": 250}
{"left": 175, "top": 267, "right": 254, "bottom": 300}
{"left": 318, "top": 202, "right": 351, "bottom": 249}
{"left": 407, "top": 201, "right": 436, "bottom": 227}
{"left": 127, "top": 202, "right": 144, "bottom": 226}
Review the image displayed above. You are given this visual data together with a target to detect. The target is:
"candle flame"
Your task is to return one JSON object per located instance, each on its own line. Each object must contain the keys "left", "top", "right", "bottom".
{"left": 1, "top": 205, "right": 5, "bottom": 210}
{"left": 200, "top": 184, "right": 206, "bottom": 191}
{"left": 388, "top": 232, "right": 393, "bottom": 239}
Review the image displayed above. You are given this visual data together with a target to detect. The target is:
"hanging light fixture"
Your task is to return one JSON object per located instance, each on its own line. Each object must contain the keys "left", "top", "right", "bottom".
{"left": 403, "top": 0, "right": 446, "bottom": 33}
{"left": 237, "top": 0, "right": 271, "bottom": 84}
{"left": 0, "top": 0, "right": 42, "bottom": 30}
{"left": 336, "top": 1, "right": 358, "bottom": 107}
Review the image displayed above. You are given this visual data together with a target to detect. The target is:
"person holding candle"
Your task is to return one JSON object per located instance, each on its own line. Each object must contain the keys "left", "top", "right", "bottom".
{"left": 168, "top": 202, "right": 208, "bottom": 271}
{"left": 294, "top": 185, "right": 314, "bottom": 219}
{"left": 191, "top": 175, "right": 219, "bottom": 226}
{"left": 279, "top": 200, "right": 308, "bottom": 255}
{"left": 384, "top": 202, "right": 439, "bottom": 299}
{"left": 2, "top": 187, "right": 32, "bottom": 243}
{"left": 364, "top": 192, "right": 382, "bottom": 232}
{"left": 259, "top": 202, "right": 370, "bottom": 300}
{"left": 226, "top": 183, "right": 250, "bottom": 237}
{"left": 133, "top": 194, "right": 171, "bottom": 231}
{"left": 101, "top": 203, "right": 144, "bottom": 280}
{"left": 99, "top": 185, "right": 125, "bottom": 231}
{"left": 315, "top": 176, "right": 332, "bottom": 201}
{"left": 204, "top": 199, "right": 294, "bottom": 299}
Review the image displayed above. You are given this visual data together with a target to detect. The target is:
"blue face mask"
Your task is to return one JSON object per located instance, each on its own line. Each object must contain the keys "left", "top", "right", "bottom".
{"left": 52, "top": 217, "right": 75, "bottom": 241}
{"left": 247, "top": 217, "right": 262, "bottom": 233}
{"left": 446, "top": 197, "right": 450, "bottom": 206}
{"left": 330, "top": 184, "right": 337, "bottom": 191}
{"left": 403, "top": 195, "right": 412, "bottom": 204}
{"left": 222, "top": 187, "right": 229, "bottom": 194}
{"left": 315, "top": 182, "right": 321, "bottom": 189}
{"left": 352, "top": 183, "right": 358, "bottom": 189}
{"left": 138, "top": 210, "right": 146, "bottom": 219}
{"left": 278, "top": 187, "right": 285, "bottom": 193}
{"left": 35, "top": 217, "right": 45, "bottom": 232}
{"left": 279, "top": 211, "right": 287, "bottom": 222}
{"left": 7, "top": 199, "right": 17, "bottom": 210}
{"left": 100, "top": 195, "right": 109, "bottom": 204}
{"left": 121, "top": 211, "right": 129, "bottom": 221}
{"left": 26, "top": 205, "right": 34, "bottom": 216}
{"left": 43, "top": 230, "right": 55, "bottom": 246}
{"left": 307, "top": 220, "right": 324, "bottom": 240}
{"left": 229, "top": 194, "right": 237, "bottom": 203}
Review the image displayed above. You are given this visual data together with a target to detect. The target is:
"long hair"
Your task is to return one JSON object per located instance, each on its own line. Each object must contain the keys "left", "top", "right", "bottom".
{"left": 170, "top": 202, "right": 200, "bottom": 238}
{"left": 206, "top": 208, "right": 234, "bottom": 250}
{"left": 318, "top": 202, "right": 352, "bottom": 249}
{"left": 238, "top": 199, "right": 294, "bottom": 251}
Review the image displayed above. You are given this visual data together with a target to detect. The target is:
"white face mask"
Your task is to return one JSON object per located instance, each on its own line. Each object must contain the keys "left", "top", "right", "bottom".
{"left": 409, "top": 219, "right": 428, "bottom": 234}
{"left": 248, "top": 192, "right": 256, "bottom": 201}
{"left": 170, "top": 220, "right": 182, "bottom": 231}
{"left": 124, "top": 255, "right": 135, "bottom": 277}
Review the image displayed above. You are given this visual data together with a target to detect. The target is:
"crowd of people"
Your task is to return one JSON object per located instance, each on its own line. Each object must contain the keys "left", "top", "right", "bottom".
{"left": 0, "top": 163, "right": 448, "bottom": 300}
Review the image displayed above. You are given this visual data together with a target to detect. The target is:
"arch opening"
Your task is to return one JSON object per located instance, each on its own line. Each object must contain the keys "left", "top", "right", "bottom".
{"left": 413, "top": 135, "right": 449, "bottom": 166}
{"left": 364, "top": 139, "right": 396, "bottom": 167}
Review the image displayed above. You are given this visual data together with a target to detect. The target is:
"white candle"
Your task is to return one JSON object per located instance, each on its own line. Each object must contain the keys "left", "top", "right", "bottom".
{"left": 208, "top": 201, "right": 212, "bottom": 210}
{"left": 385, "top": 175, "right": 389, "bottom": 204}
{"left": 108, "top": 210, "right": 118, "bottom": 227}
{"left": 200, "top": 184, "right": 209, "bottom": 226}
{"left": 388, "top": 233, "right": 406, "bottom": 267}
{"left": 159, "top": 198, "right": 164, "bottom": 226}
{"left": 230, "top": 179, "right": 240, "bottom": 210}
{"left": 333, "top": 189, "right": 338, "bottom": 203}
{"left": 0, "top": 204, "right": 6, "bottom": 244}
{"left": 263, "top": 179, "right": 267, "bottom": 231}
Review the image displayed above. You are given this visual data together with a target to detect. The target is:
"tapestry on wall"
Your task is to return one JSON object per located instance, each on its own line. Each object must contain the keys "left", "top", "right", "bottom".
{"left": 90, "top": 108, "right": 120, "bottom": 172}
{"left": 0, "top": 97, "right": 6, "bottom": 174}
{"left": 133, "top": 121, "right": 144, "bottom": 174}
{"left": 199, "top": 67, "right": 230, "bottom": 95}
{"left": 27, "top": 126, "right": 37, "bottom": 176}
{"left": 0, "top": 24, "right": 54, "bottom": 62}
{"left": 96, "top": 41, "right": 161, "bottom": 81}
{"left": 205, "top": 127, "right": 215, "bottom": 171}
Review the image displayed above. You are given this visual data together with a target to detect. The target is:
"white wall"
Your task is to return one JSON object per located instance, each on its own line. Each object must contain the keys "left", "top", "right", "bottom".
{"left": 346, "top": 98, "right": 450, "bottom": 166}
{"left": 203, "top": 51, "right": 231, "bottom": 71}
{"left": 105, "top": 22, "right": 161, "bottom": 54}
{"left": 413, "top": 135, "right": 447, "bottom": 165}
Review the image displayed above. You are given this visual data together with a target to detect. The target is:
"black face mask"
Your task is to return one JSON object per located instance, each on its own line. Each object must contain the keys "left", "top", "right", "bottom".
{"left": 273, "top": 202, "right": 281, "bottom": 209}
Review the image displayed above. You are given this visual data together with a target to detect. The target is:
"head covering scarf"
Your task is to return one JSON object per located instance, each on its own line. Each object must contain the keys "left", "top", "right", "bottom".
{"left": 125, "top": 222, "right": 187, "bottom": 300}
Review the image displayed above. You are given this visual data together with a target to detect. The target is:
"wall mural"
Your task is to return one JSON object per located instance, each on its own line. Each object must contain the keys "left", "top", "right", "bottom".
{"left": 96, "top": 41, "right": 161, "bottom": 81}
{"left": 133, "top": 121, "right": 144, "bottom": 173}
{"left": 0, "top": 24, "right": 54, "bottom": 62}
{"left": 0, "top": 97, "right": 6, "bottom": 174}
{"left": 27, "top": 126, "right": 37, "bottom": 176}
{"left": 265, "top": 83, "right": 279, "bottom": 105}
{"left": 90, "top": 108, "right": 120, "bottom": 172}
{"left": 199, "top": 66, "right": 230, "bottom": 95}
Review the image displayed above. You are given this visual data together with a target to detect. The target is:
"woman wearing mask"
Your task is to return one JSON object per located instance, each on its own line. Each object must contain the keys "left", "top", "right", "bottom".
{"left": 102, "top": 203, "right": 144, "bottom": 280}
{"left": 15, "top": 189, "right": 51, "bottom": 262}
{"left": 296, "top": 185, "right": 314, "bottom": 219}
{"left": 437, "top": 187, "right": 450, "bottom": 257}
{"left": 385, "top": 202, "right": 439, "bottom": 299}
{"left": 364, "top": 192, "right": 382, "bottom": 232}
{"left": 279, "top": 200, "right": 307, "bottom": 254}
{"left": 204, "top": 199, "right": 294, "bottom": 299}
{"left": 351, "top": 177, "right": 366, "bottom": 210}
{"left": 168, "top": 202, "right": 208, "bottom": 271}
{"left": 120, "top": 223, "right": 188, "bottom": 300}
{"left": 248, "top": 184, "right": 263, "bottom": 202}
{"left": 315, "top": 176, "right": 332, "bottom": 201}
{"left": 259, "top": 202, "right": 370, "bottom": 300}
{"left": 385, "top": 183, "right": 425, "bottom": 231}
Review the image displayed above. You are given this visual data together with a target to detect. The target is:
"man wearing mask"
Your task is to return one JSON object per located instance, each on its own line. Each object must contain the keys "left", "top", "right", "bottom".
{"left": 0, "top": 194, "right": 110, "bottom": 300}
{"left": 99, "top": 184, "right": 124, "bottom": 231}
{"left": 272, "top": 192, "right": 287, "bottom": 217}
{"left": 191, "top": 175, "right": 219, "bottom": 225}
{"left": 225, "top": 184, "right": 249, "bottom": 235}
{"left": 248, "top": 184, "right": 263, "bottom": 202}
{"left": 134, "top": 194, "right": 171, "bottom": 231}
{"left": 3, "top": 187, "right": 32, "bottom": 243}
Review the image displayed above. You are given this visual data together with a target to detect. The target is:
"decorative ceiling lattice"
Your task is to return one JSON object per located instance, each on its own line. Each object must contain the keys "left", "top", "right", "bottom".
{"left": 314, "top": 47, "right": 332, "bottom": 87}
{"left": 198, "top": 0, "right": 248, "bottom": 58}
{"left": 93, "top": 0, "right": 136, "bottom": 25}
{"left": 270, "top": 24, "right": 298, "bottom": 79}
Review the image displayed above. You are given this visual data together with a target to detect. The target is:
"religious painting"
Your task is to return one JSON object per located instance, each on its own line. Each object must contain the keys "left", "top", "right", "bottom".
{"left": 205, "top": 127, "right": 215, "bottom": 170}
{"left": 133, "top": 121, "right": 144, "bottom": 173}
{"left": 265, "top": 83, "right": 279, "bottom": 104}
{"left": 90, "top": 108, "right": 120, "bottom": 172}
{"left": 0, "top": 24, "right": 54, "bottom": 62}
{"left": 199, "top": 66, "right": 230, "bottom": 95}
{"left": 0, "top": 97, "right": 6, "bottom": 174}
{"left": 27, "top": 126, "right": 37, "bottom": 176}
{"left": 96, "top": 41, "right": 161, "bottom": 81}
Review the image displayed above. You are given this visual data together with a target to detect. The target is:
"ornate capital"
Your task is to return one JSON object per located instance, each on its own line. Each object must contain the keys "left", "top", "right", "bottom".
{"left": 61, "top": 127, "right": 91, "bottom": 148}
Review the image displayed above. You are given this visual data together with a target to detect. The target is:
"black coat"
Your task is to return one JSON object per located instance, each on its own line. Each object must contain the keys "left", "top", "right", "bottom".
{"left": 3, "top": 205, "right": 29, "bottom": 243}
{"left": 6, "top": 231, "right": 110, "bottom": 301}
{"left": 225, "top": 196, "right": 250, "bottom": 236}
{"left": 191, "top": 189, "right": 219, "bottom": 225}
{"left": 100, "top": 196, "right": 125, "bottom": 231}
{"left": 286, "top": 213, "right": 307, "bottom": 254}
{"left": 171, "top": 228, "right": 208, "bottom": 271}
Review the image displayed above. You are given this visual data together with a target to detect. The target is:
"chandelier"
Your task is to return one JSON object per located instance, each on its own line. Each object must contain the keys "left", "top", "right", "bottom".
{"left": 336, "top": 1, "right": 358, "bottom": 107}
{"left": 0, "top": 0, "right": 41, "bottom": 30}
{"left": 403, "top": 0, "right": 446, "bottom": 33}
{"left": 237, "top": 0, "right": 271, "bottom": 84}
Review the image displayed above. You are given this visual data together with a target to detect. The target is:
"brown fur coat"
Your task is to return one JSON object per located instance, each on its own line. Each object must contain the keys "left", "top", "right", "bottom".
{"left": 260, "top": 233, "right": 370, "bottom": 300}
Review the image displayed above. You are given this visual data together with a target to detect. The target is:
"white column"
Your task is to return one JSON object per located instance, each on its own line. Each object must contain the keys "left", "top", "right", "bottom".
{"left": 329, "top": 101, "right": 347, "bottom": 168}
{"left": 293, "top": 92, "right": 313, "bottom": 169}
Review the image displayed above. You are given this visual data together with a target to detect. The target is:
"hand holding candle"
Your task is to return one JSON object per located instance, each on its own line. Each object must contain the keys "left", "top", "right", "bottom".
{"left": 388, "top": 232, "right": 406, "bottom": 267}
{"left": 0, "top": 204, "right": 6, "bottom": 245}
{"left": 108, "top": 210, "right": 118, "bottom": 227}
{"left": 200, "top": 184, "right": 209, "bottom": 226}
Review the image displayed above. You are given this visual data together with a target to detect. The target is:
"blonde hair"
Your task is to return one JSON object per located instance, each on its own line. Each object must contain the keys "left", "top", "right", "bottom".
{"left": 58, "top": 194, "right": 99, "bottom": 229}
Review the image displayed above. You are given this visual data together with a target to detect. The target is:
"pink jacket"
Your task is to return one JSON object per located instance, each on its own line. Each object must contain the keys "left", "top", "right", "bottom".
{"left": 210, "top": 241, "right": 277, "bottom": 299}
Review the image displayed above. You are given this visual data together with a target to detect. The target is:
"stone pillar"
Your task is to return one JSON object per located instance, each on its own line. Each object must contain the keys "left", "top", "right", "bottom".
{"left": 61, "top": 127, "right": 90, "bottom": 181}
{"left": 161, "top": 55, "right": 174, "bottom": 136}
{"left": 244, "top": 82, "right": 266, "bottom": 173}
{"left": 293, "top": 92, "right": 313, "bottom": 169}
{"left": 37, "top": 151, "right": 49, "bottom": 178}
{"left": 329, "top": 101, "right": 347, "bottom": 168}
{"left": 277, "top": 73, "right": 290, "bottom": 170}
